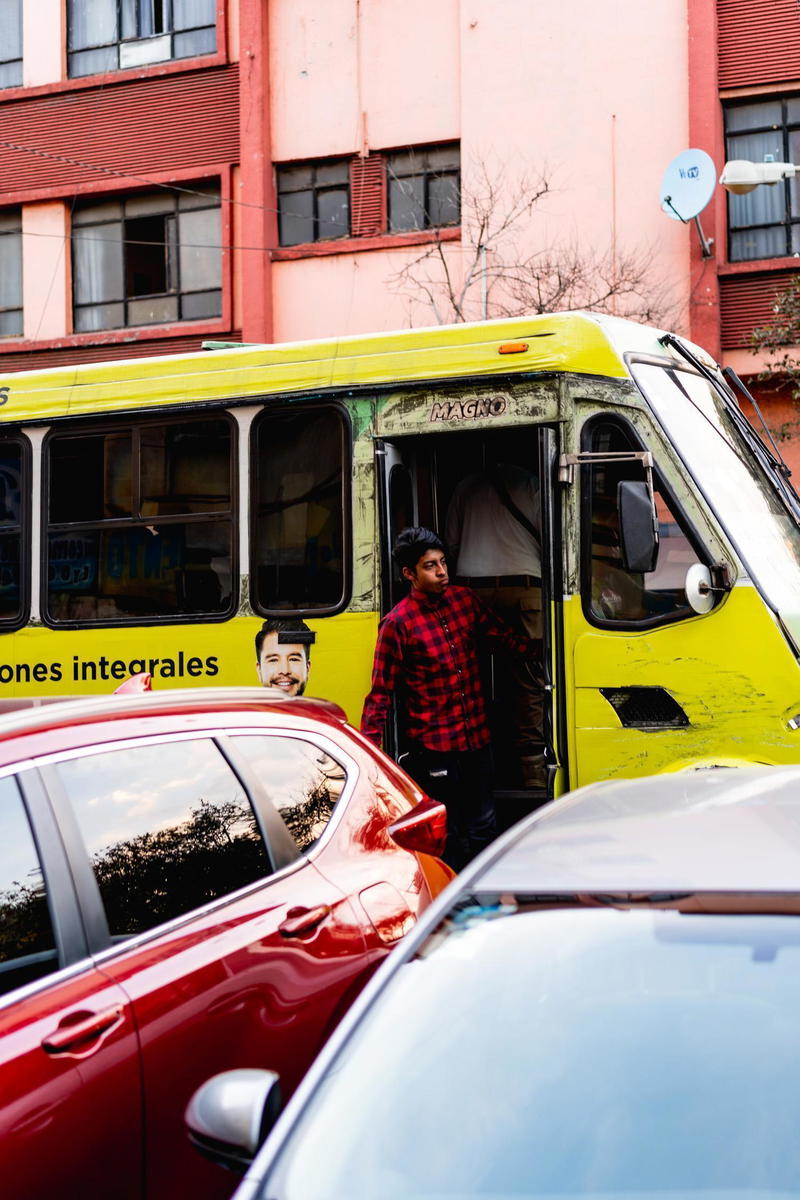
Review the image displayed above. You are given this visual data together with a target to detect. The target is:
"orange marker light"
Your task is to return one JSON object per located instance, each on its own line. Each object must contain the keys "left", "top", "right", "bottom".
{"left": 497, "top": 342, "right": 529, "bottom": 355}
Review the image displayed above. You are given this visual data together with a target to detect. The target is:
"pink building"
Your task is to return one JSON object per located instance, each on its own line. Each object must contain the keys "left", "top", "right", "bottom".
{"left": 1, "top": 1, "right": 798, "bottom": 452}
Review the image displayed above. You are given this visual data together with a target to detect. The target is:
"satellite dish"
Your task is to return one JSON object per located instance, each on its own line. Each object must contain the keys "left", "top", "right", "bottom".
{"left": 659, "top": 149, "right": 717, "bottom": 221}
{"left": 659, "top": 149, "right": 717, "bottom": 258}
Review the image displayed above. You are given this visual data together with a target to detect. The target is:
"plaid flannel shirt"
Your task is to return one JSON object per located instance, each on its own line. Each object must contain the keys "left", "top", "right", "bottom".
{"left": 360, "top": 584, "right": 532, "bottom": 752}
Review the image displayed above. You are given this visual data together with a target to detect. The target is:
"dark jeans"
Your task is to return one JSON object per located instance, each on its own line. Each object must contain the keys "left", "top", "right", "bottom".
{"left": 405, "top": 744, "right": 496, "bottom": 872}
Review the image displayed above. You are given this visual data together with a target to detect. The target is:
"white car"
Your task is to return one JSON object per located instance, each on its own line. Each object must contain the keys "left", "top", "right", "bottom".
{"left": 187, "top": 766, "right": 800, "bottom": 1199}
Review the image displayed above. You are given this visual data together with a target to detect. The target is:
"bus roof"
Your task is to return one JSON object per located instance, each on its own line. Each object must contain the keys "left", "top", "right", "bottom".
{"left": 0, "top": 311, "right": 671, "bottom": 425}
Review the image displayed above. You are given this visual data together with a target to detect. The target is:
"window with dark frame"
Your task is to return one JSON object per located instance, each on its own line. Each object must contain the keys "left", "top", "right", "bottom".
{"left": 67, "top": 0, "right": 217, "bottom": 78}
{"left": 251, "top": 407, "right": 348, "bottom": 615}
{"left": 45, "top": 415, "right": 235, "bottom": 625}
{"left": 276, "top": 143, "right": 461, "bottom": 247}
{"left": 387, "top": 144, "right": 460, "bottom": 233}
{"left": 277, "top": 161, "right": 351, "bottom": 247}
{"left": 725, "top": 98, "right": 800, "bottom": 262}
{"left": 582, "top": 419, "right": 702, "bottom": 628}
{"left": 0, "top": 439, "right": 25, "bottom": 627}
{"left": 0, "top": 0, "right": 22, "bottom": 89}
{"left": 72, "top": 185, "right": 222, "bottom": 332}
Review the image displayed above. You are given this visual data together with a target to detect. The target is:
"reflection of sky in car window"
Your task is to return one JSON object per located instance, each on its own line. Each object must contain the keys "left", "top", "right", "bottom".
{"left": 233, "top": 736, "right": 345, "bottom": 811}
{"left": 55, "top": 741, "right": 247, "bottom": 855}
{"left": 0, "top": 774, "right": 43, "bottom": 893}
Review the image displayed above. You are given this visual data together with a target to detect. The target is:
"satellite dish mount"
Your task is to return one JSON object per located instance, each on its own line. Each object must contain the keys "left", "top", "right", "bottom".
{"left": 659, "top": 149, "right": 717, "bottom": 258}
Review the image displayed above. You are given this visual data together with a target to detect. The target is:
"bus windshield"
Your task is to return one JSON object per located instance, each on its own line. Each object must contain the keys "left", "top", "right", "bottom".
{"left": 632, "top": 361, "right": 800, "bottom": 616}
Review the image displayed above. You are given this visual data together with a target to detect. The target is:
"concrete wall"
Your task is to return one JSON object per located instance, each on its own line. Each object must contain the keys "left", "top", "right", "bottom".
{"left": 269, "top": 0, "right": 692, "bottom": 341}
{"left": 10, "top": 1, "right": 695, "bottom": 354}
{"left": 23, "top": 0, "right": 62, "bottom": 87}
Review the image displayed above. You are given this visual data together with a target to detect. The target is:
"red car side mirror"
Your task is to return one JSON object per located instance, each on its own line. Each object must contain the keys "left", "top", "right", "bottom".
{"left": 388, "top": 799, "right": 447, "bottom": 858}
{"left": 113, "top": 672, "right": 152, "bottom": 695}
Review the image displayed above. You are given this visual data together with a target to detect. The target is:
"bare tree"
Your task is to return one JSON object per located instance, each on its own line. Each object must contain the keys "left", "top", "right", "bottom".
{"left": 751, "top": 274, "right": 800, "bottom": 399}
{"left": 391, "top": 160, "right": 676, "bottom": 327}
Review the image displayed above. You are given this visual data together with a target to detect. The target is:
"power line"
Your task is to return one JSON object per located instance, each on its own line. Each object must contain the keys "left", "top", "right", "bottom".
{"left": 0, "top": 139, "right": 270, "bottom": 212}
{"left": 25, "top": 227, "right": 266, "bottom": 253}
{"left": 0, "top": 138, "right": 461, "bottom": 230}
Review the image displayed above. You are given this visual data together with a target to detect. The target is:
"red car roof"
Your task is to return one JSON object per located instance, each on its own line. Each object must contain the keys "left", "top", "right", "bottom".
{"left": 0, "top": 687, "right": 349, "bottom": 768}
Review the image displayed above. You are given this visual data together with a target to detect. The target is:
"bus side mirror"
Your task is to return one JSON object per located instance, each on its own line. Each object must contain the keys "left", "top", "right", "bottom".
{"left": 618, "top": 480, "right": 659, "bottom": 574}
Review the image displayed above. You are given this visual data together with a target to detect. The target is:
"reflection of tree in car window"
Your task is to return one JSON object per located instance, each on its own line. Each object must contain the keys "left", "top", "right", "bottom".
{"left": 87, "top": 799, "right": 267, "bottom": 937}
{"left": 278, "top": 750, "right": 346, "bottom": 851}
{"left": 0, "top": 775, "right": 55, "bottom": 995}
{"left": 233, "top": 736, "right": 348, "bottom": 853}
{"left": 56, "top": 739, "right": 272, "bottom": 938}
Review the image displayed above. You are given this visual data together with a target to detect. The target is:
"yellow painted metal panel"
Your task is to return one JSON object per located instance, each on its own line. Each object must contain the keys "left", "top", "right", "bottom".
{"left": 4, "top": 611, "right": 378, "bottom": 728}
{"left": 0, "top": 313, "right": 629, "bottom": 426}
{"left": 564, "top": 586, "right": 800, "bottom": 786}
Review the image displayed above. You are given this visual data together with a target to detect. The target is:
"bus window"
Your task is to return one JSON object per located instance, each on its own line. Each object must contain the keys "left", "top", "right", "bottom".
{"left": 45, "top": 417, "right": 234, "bottom": 625}
{"left": 582, "top": 420, "right": 704, "bottom": 627}
{"left": 251, "top": 407, "right": 349, "bottom": 615}
{"left": 0, "top": 439, "right": 26, "bottom": 627}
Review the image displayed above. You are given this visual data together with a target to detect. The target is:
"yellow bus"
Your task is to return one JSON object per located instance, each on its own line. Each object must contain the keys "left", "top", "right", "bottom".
{"left": 3, "top": 311, "right": 800, "bottom": 806}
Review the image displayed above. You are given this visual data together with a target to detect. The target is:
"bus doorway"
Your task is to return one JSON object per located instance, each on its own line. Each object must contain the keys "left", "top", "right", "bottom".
{"left": 375, "top": 425, "right": 556, "bottom": 827}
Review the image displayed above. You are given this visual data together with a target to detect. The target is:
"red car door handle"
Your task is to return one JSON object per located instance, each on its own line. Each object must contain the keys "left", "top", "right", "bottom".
{"left": 41, "top": 1006, "right": 123, "bottom": 1054}
{"left": 278, "top": 904, "right": 332, "bottom": 938}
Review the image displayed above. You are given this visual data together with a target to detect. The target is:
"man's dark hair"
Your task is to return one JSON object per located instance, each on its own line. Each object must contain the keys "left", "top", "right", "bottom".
{"left": 255, "top": 617, "right": 312, "bottom": 660}
{"left": 392, "top": 527, "right": 446, "bottom": 573}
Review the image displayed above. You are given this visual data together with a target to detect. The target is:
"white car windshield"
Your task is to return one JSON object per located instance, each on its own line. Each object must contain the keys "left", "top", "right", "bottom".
{"left": 631, "top": 361, "right": 800, "bottom": 615}
{"left": 265, "top": 905, "right": 800, "bottom": 1199}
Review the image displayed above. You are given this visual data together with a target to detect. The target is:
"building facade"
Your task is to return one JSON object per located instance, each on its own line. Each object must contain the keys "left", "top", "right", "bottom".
{"left": 690, "top": 0, "right": 800, "bottom": 473}
{"left": 0, "top": 0, "right": 686, "bottom": 367}
{"left": 0, "top": 0, "right": 798, "bottom": 457}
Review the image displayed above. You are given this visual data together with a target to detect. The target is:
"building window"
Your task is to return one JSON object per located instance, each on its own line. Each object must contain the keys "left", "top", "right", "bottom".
{"left": 387, "top": 144, "right": 460, "bottom": 233}
{"left": 725, "top": 98, "right": 800, "bottom": 261}
{"left": 277, "top": 161, "right": 350, "bottom": 247}
{"left": 68, "top": 0, "right": 216, "bottom": 78}
{"left": 276, "top": 143, "right": 461, "bottom": 247}
{"left": 0, "top": 211, "right": 22, "bottom": 338}
{"left": 72, "top": 184, "right": 221, "bottom": 332}
{"left": 45, "top": 415, "right": 235, "bottom": 625}
{"left": 0, "top": 0, "right": 22, "bottom": 88}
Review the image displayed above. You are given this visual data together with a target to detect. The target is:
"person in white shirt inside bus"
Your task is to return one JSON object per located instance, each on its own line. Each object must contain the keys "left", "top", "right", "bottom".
{"left": 445, "top": 461, "right": 545, "bottom": 788}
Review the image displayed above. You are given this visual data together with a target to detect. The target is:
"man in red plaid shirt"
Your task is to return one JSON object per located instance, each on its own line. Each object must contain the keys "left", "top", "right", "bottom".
{"left": 361, "top": 526, "right": 537, "bottom": 869}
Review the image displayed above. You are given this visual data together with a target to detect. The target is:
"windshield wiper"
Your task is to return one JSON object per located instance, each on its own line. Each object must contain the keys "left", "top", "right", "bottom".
{"left": 722, "top": 364, "right": 792, "bottom": 478}
{"left": 659, "top": 334, "right": 784, "bottom": 466}
{"left": 659, "top": 333, "right": 800, "bottom": 518}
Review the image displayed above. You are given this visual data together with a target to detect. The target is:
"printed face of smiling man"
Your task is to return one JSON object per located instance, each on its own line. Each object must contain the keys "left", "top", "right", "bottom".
{"left": 256, "top": 633, "right": 310, "bottom": 696}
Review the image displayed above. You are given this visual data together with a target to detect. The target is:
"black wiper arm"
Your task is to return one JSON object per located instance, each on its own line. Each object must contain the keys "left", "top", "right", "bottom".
{"left": 722, "top": 365, "right": 792, "bottom": 477}
{"left": 659, "top": 333, "right": 792, "bottom": 477}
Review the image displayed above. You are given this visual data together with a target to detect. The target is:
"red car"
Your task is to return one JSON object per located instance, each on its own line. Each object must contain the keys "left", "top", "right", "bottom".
{"left": 0, "top": 687, "right": 452, "bottom": 1200}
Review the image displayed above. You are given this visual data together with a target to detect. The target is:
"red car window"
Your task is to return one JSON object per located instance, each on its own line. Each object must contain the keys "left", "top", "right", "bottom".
{"left": 232, "top": 734, "right": 347, "bottom": 852}
{"left": 0, "top": 773, "right": 58, "bottom": 996}
{"left": 53, "top": 738, "right": 272, "bottom": 939}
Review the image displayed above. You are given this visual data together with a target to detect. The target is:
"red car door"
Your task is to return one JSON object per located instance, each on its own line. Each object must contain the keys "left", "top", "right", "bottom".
{"left": 1, "top": 967, "right": 142, "bottom": 1200}
{"left": 0, "top": 771, "right": 141, "bottom": 1200}
{"left": 230, "top": 724, "right": 453, "bottom": 961}
{"left": 45, "top": 732, "right": 370, "bottom": 1200}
